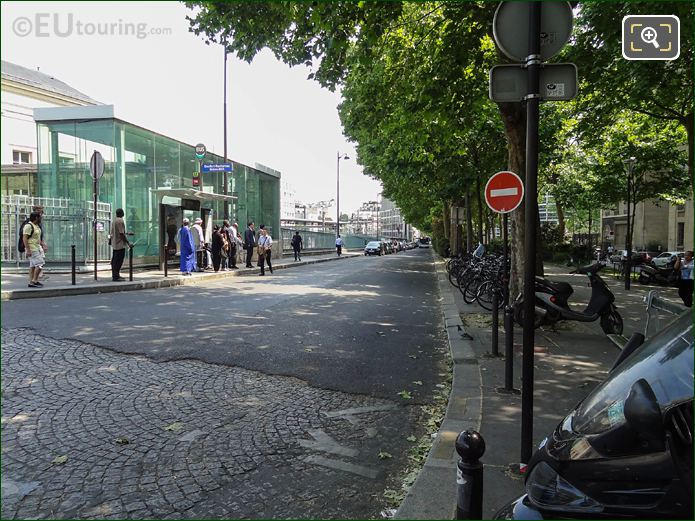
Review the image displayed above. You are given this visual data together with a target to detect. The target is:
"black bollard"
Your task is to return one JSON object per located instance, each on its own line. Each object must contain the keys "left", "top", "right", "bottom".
{"left": 456, "top": 430, "right": 485, "bottom": 520}
{"left": 129, "top": 245, "right": 133, "bottom": 281}
{"left": 164, "top": 247, "right": 168, "bottom": 278}
{"left": 71, "top": 245, "right": 76, "bottom": 285}
{"left": 504, "top": 306, "right": 514, "bottom": 391}
{"left": 491, "top": 292, "right": 499, "bottom": 357}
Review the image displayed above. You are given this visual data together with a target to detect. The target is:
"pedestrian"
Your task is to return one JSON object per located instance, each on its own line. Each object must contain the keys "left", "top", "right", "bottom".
{"left": 109, "top": 208, "right": 131, "bottom": 282}
{"left": 223, "top": 220, "right": 236, "bottom": 269}
{"left": 244, "top": 221, "right": 256, "bottom": 268}
{"left": 674, "top": 251, "right": 693, "bottom": 307}
{"left": 291, "top": 230, "right": 303, "bottom": 261}
{"left": 17, "top": 205, "right": 49, "bottom": 280}
{"left": 257, "top": 225, "right": 273, "bottom": 275}
{"left": 192, "top": 217, "right": 205, "bottom": 271}
{"left": 23, "top": 211, "right": 46, "bottom": 287}
{"left": 232, "top": 222, "right": 243, "bottom": 268}
{"left": 335, "top": 234, "right": 344, "bottom": 256}
{"left": 178, "top": 217, "right": 196, "bottom": 276}
{"left": 211, "top": 224, "right": 224, "bottom": 272}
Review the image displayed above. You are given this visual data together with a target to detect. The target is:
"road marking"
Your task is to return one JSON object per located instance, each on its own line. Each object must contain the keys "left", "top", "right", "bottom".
{"left": 303, "top": 455, "right": 378, "bottom": 479}
{"left": 323, "top": 404, "right": 398, "bottom": 418}
{"left": 490, "top": 188, "right": 518, "bottom": 197}
{"left": 297, "top": 429, "right": 357, "bottom": 457}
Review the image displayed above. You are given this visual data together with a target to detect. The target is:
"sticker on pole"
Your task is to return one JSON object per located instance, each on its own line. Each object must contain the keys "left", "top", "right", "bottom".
{"left": 485, "top": 171, "right": 524, "bottom": 213}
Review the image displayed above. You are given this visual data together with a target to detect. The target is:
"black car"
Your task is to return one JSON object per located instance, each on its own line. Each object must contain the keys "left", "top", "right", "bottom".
{"left": 364, "top": 241, "right": 383, "bottom": 256}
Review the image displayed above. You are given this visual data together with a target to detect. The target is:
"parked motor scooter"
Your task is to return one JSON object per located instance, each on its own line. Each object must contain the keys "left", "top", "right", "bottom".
{"left": 513, "top": 263, "right": 623, "bottom": 335}
{"left": 638, "top": 263, "right": 679, "bottom": 286}
{"left": 494, "top": 312, "right": 693, "bottom": 520}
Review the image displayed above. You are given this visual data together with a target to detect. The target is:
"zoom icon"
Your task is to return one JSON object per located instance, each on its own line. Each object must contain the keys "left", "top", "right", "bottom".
{"left": 622, "top": 15, "right": 680, "bottom": 60}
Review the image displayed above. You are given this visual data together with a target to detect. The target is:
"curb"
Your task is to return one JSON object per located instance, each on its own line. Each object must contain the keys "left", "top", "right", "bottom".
{"left": 395, "top": 255, "right": 483, "bottom": 520}
{"left": 1, "top": 254, "right": 357, "bottom": 301}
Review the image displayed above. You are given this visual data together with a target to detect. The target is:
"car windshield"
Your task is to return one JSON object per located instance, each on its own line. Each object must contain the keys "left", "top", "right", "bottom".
{"left": 366, "top": 242, "right": 380, "bottom": 247}
{"left": 572, "top": 312, "right": 693, "bottom": 434}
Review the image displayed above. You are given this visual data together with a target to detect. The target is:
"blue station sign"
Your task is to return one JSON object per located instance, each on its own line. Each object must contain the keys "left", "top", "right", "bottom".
{"left": 201, "top": 163, "right": 233, "bottom": 173}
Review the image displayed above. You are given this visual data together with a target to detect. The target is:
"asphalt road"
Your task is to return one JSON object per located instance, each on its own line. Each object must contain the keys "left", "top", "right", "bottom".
{"left": 2, "top": 248, "right": 446, "bottom": 402}
{"left": 2, "top": 248, "right": 449, "bottom": 519}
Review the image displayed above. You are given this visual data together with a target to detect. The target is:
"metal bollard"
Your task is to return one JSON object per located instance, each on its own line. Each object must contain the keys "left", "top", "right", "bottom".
{"left": 71, "top": 245, "right": 76, "bottom": 285}
{"left": 129, "top": 246, "right": 133, "bottom": 281}
{"left": 456, "top": 430, "right": 485, "bottom": 520}
{"left": 164, "top": 247, "right": 168, "bottom": 278}
{"left": 504, "top": 306, "right": 514, "bottom": 391}
{"left": 491, "top": 292, "right": 499, "bottom": 357}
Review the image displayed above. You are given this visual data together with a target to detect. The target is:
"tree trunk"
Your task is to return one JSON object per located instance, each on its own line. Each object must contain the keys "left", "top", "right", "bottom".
{"left": 587, "top": 211, "right": 592, "bottom": 253}
{"left": 442, "top": 203, "right": 450, "bottom": 240}
{"left": 556, "top": 199, "right": 565, "bottom": 238}
{"left": 465, "top": 190, "right": 473, "bottom": 252}
{"left": 685, "top": 112, "right": 694, "bottom": 185}
{"left": 497, "top": 102, "right": 527, "bottom": 298}
{"left": 476, "top": 176, "right": 484, "bottom": 244}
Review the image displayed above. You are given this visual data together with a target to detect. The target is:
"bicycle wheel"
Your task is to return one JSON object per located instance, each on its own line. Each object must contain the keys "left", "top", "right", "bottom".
{"left": 476, "top": 281, "right": 503, "bottom": 311}
{"left": 449, "top": 265, "right": 461, "bottom": 288}
{"left": 463, "top": 277, "right": 480, "bottom": 304}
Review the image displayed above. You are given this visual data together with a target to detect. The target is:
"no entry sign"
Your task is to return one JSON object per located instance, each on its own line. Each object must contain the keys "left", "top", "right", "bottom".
{"left": 484, "top": 171, "right": 524, "bottom": 213}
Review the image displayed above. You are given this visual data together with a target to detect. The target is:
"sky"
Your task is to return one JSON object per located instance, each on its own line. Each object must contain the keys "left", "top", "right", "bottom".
{"left": 2, "top": 1, "right": 382, "bottom": 214}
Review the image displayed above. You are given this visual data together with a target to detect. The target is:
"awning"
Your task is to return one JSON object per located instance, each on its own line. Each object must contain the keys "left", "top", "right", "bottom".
{"left": 151, "top": 188, "right": 237, "bottom": 202}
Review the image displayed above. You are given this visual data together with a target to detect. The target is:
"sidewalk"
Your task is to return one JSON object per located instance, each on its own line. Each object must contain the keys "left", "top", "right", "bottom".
{"left": 1, "top": 252, "right": 359, "bottom": 300}
{"left": 397, "top": 258, "right": 683, "bottom": 519}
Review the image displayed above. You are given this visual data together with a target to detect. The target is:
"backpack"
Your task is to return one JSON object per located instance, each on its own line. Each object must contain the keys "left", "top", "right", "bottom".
{"left": 17, "top": 219, "right": 33, "bottom": 253}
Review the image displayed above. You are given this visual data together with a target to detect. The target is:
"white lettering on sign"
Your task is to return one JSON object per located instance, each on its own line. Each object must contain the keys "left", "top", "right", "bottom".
{"left": 490, "top": 188, "right": 519, "bottom": 197}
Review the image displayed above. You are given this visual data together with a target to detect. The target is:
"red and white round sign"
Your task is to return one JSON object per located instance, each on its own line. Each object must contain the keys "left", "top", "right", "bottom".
{"left": 484, "top": 171, "right": 524, "bottom": 213}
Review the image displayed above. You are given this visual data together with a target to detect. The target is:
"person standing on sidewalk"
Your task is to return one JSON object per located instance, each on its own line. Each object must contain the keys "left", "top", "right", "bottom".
{"left": 674, "top": 251, "right": 693, "bottom": 307}
{"left": 222, "top": 220, "right": 236, "bottom": 269}
{"left": 192, "top": 217, "right": 205, "bottom": 271}
{"left": 23, "top": 212, "right": 46, "bottom": 287}
{"left": 178, "top": 217, "right": 196, "bottom": 276}
{"left": 257, "top": 225, "right": 273, "bottom": 275}
{"left": 244, "top": 222, "right": 256, "bottom": 268}
{"left": 211, "top": 224, "right": 224, "bottom": 272}
{"left": 109, "top": 208, "right": 131, "bottom": 282}
{"left": 335, "top": 234, "right": 344, "bottom": 256}
{"left": 291, "top": 231, "right": 303, "bottom": 261}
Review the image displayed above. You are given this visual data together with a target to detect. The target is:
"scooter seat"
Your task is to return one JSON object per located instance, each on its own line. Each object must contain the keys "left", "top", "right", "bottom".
{"left": 536, "top": 276, "right": 573, "bottom": 297}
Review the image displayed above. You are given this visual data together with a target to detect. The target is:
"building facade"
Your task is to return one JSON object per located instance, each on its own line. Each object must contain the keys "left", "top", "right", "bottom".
{"left": 379, "top": 197, "right": 412, "bottom": 240}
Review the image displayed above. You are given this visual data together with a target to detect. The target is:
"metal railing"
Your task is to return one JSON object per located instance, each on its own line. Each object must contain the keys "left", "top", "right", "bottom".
{"left": 1, "top": 195, "right": 111, "bottom": 265}
{"left": 280, "top": 227, "right": 377, "bottom": 251}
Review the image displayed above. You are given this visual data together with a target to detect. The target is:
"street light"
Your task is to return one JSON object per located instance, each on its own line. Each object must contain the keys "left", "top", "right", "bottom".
{"left": 222, "top": 37, "right": 230, "bottom": 219}
{"left": 623, "top": 156, "right": 636, "bottom": 290}
{"left": 336, "top": 152, "right": 349, "bottom": 237}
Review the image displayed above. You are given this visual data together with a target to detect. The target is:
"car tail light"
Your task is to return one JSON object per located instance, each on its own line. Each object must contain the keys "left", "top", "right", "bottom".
{"left": 550, "top": 295, "right": 557, "bottom": 303}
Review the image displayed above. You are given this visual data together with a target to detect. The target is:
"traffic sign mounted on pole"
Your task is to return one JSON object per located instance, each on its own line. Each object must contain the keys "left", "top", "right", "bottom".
{"left": 493, "top": 1, "right": 573, "bottom": 62}
{"left": 89, "top": 150, "right": 105, "bottom": 179}
{"left": 489, "top": 63, "right": 578, "bottom": 103}
{"left": 484, "top": 171, "right": 524, "bottom": 214}
{"left": 195, "top": 143, "right": 206, "bottom": 159}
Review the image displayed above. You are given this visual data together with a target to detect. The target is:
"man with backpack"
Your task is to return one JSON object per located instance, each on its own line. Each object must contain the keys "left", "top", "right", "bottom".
{"left": 22, "top": 212, "right": 47, "bottom": 288}
{"left": 291, "top": 231, "right": 303, "bottom": 261}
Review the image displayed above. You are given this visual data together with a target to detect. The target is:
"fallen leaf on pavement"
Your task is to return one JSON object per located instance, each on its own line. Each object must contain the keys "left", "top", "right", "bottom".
{"left": 412, "top": 381, "right": 423, "bottom": 386}
{"left": 115, "top": 437, "right": 129, "bottom": 445}
{"left": 406, "top": 435, "right": 417, "bottom": 442}
{"left": 164, "top": 422, "right": 183, "bottom": 432}
{"left": 52, "top": 455, "right": 68, "bottom": 465}
{"left": 398, "top": 390, "right": 412, "bottom": 400}
{"left": 378, "top": 451, "right": 393, "bottom": 460}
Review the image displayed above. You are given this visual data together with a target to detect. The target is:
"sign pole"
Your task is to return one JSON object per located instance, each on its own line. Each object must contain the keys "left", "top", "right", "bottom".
{"left": 503, "top": 212, "right": 509, "bottom": 306}
{"left": 520, "top": 1, "right": 541, "bottom": 469}
{"left": 93, "top": 175, "right": 98, "bottom": 281}
{"left": 223, "top": 39, "right": 229, "bottom": 220}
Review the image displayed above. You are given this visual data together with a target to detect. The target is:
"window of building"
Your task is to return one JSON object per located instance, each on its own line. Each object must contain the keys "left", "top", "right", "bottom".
{"left": 676, "top": 204, "right": 685, "bottom": 217}
{"left": 12, "top": 150, "right": 31, "bottom": 164}
{"left": 677, "top": 222, "right": 685, "bottom": 249}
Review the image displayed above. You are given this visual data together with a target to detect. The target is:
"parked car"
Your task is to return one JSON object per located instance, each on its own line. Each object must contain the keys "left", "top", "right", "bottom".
{"left": 418, "top": 237, "right": 431, "bottom": 248}
{"left": 364, "top": 241, "right": 383, "bottom": 256}
{"left": 609, "top": 250, "right": 644, "bottom": 264}
{"left": 652, "top": 251, "right": 683, "bottom": 267}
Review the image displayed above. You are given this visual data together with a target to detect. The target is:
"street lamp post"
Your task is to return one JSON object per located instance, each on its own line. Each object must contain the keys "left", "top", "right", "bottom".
{"left": 623, "top": 156, "right": 636, "bottom": 290}
{"left": 223, "top": 39, "right": 229, "bottom": 219}
{"left": 336, "top": 152, "right": 349, "bottom": 237}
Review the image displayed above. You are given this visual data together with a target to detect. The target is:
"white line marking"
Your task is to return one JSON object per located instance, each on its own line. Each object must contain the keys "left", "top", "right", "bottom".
{"left": 490, "top": 188, "right": 518, "bottom": 197}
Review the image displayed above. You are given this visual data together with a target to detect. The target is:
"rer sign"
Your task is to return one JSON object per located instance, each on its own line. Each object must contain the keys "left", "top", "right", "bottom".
{"left": 485, "top": 171, "right": 524, "bottom": 213}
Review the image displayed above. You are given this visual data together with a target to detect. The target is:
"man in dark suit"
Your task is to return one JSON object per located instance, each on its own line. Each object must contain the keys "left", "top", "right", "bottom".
{"left": 244, "top": 222, "right": 256, "bottom": 268}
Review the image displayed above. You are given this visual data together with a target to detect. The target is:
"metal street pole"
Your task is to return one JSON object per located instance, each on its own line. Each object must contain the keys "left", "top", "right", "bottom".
{"left": 624, "top": 158, "right": 635, "bottom": 290}
{"left": 336, "top": 151, "right": 340, "bottom": 237}
{"left": 223, "top": 39, "right": 229, "bottom": 219}
{"left": 520, "top": 1, "right": 541, "bottom": 469}
{"left": 93, "top": 176, "right": 98, "bottom": 281}
{"left": 503, "top": 212, "right": 509, "bottom": 306}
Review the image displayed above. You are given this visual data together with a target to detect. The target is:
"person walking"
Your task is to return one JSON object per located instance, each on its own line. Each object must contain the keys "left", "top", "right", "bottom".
{"left": 335, "top": 234, "right": 344, "bottom": 256}
{"left": 178, "top": 217, "right": 196, "bottom": 276}
{"left": 192, "top": 217, "right": 205, "bottom": 271}
{"left": 23, "top": 212, "right": 46, "bottom": 287}
{"left": 257, "top": 225, "right": 273, "bottom": 275}
{"left": 244, "top": 222, "right": 256, "bottom": 268}
{"left": 211, "top": 224, "right": 224, "bottom": 272}
{"left": 674, "top": 251, "right": 693, "bottom": 307}
{"left": 291, "top": 231, "right": 303, "bottom": 261}
{"left": 109, "top": 208, "right": 131, "bottom": 282}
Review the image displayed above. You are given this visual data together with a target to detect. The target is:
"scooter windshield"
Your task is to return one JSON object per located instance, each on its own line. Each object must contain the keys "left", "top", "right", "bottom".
{"left": 572, "top": 312, "right": 693, "bottom": 435}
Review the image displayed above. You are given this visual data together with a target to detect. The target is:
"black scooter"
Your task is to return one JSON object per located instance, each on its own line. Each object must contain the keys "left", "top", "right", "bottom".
{"left": 513, "top": 263, "right": 623, "bottom": 335}
{"left": 638, "top": 263, "right": 679, "bottom": 286}
{"left": 495, "top": 311, "right": 693, "bottom": 520}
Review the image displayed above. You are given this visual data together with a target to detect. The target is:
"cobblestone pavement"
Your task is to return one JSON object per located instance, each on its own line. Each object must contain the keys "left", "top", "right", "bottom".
{"left": 1, "top": 328, "right": 425, "bottom": 520}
